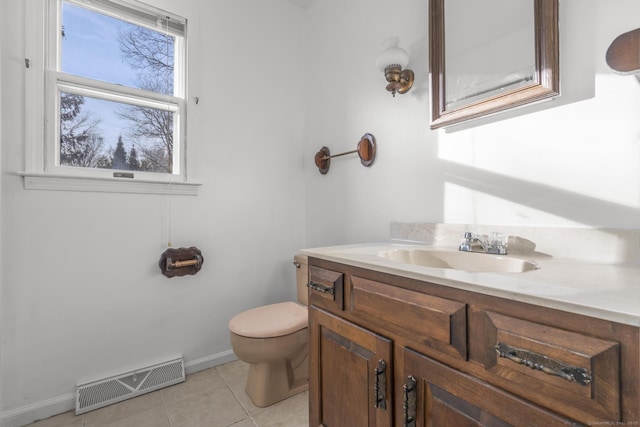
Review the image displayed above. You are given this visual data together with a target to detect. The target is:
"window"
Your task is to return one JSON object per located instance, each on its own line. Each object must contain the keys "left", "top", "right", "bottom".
{"left": 23, "top": 0, "right": 198, "bottom": 194}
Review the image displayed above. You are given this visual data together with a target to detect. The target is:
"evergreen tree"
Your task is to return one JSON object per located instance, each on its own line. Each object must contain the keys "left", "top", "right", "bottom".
{"left": 60, "top": 93, "right": 102, "bottom": 167}
{"left": 112, "top": 135, "right": 128, "bottom": 170}
{"left": 96, "top": 154, "right": 112, "bottom": 169}
{"left": 127, "top": 146, "right": 140, "bottom": 171}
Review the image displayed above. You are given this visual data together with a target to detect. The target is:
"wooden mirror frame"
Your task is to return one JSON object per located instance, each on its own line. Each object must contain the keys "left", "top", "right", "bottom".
{"left": 429, "top": 0, "right": 559, "bottom": 129}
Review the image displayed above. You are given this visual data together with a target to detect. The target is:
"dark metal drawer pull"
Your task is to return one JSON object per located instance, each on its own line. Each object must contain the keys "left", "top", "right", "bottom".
{"left": 374, "top": 359, "right": 387, "bottom": 409}
{"left": 307, "top": 281, "right": 335, "bottom": 295}
{"left": 495, "top": 342, "right": 592, "bottom": 386}
{"left": 403, "top": 375, "right": 417, "bottom": 427}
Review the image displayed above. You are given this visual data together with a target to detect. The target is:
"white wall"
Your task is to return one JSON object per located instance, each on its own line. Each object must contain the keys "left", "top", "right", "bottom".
{"left": 0, "top": 0, "right": 306, "bottom": 424}
{"left": 304, "top": 0, "right": 640, "bottom": 247}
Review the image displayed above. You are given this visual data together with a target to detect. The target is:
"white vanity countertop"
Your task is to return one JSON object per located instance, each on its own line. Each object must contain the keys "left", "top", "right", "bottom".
{"left": 301, "top": 241, "right": 640, "bottom": 327}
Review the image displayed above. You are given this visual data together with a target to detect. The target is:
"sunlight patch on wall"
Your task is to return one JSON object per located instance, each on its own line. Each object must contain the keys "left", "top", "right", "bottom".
{"left": 443, "top": 182, "right": 585, "bottom": 227}
{"left": 438, "top": 74, "right": 640, "bottom": 209}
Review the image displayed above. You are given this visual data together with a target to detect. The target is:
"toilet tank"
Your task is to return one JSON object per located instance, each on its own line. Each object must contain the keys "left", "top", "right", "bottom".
{"left": 294, "top": 254, "right": 309, "bottom": 306}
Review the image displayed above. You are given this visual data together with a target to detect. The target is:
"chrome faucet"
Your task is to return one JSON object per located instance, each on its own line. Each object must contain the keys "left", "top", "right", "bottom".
{"left": 459, "top": 232, "right": 507, "bottom": 255}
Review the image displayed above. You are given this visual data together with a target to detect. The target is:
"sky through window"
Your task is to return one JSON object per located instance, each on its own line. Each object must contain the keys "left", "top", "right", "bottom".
{"left": 60, "top": 1, "right": 175, "bottom": 166}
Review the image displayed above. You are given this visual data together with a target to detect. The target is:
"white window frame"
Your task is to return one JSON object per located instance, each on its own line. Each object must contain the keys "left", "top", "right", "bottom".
{"left": 22, "top": 0, "right": 200, "bottom": 195}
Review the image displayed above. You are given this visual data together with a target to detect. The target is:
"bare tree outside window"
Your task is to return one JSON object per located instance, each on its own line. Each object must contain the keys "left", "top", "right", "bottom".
{"left": 117, "top": 26, "right": 175, "bottom": 173}
{"left": 118, "top": 26, "right": 174, "bottom": 94}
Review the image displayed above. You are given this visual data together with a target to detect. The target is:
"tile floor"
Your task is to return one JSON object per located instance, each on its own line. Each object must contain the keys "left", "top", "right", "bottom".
{"left": 25, "top": 360, "right": 309, "bottom": 427}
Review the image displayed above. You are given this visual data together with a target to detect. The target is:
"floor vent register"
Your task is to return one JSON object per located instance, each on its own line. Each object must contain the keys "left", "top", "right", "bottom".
{"left": 75, "top": 356, "right": 185, "bottom": 414}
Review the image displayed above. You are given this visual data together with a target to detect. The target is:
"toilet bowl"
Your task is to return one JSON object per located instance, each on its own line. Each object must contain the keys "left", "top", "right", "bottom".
{"left": 228, "top": 255, "right": 309, "bottom": 407}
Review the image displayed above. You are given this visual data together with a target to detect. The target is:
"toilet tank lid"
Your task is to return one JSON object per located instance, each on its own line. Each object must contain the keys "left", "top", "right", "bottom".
{"left": 229, "top": 301, "right": 307, "bottom": 338}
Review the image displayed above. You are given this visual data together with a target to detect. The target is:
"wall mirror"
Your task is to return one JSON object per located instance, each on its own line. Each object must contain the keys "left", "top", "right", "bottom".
{"left": 429, "top": 0, "right": 559, "bottom": 129}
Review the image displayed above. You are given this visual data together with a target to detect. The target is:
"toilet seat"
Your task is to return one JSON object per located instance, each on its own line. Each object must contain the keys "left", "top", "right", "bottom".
{"left": 229, "top": 301, "right": 307, "bottom": 338}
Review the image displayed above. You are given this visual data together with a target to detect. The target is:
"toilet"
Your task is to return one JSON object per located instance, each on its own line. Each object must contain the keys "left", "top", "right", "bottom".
{"left": 228, "top": 254, "right": 309, "bottom": 407}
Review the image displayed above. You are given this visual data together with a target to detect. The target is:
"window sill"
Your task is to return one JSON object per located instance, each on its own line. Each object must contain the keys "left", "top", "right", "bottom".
{"left": 19, "top": 172, "right": 201, "bottom": 196}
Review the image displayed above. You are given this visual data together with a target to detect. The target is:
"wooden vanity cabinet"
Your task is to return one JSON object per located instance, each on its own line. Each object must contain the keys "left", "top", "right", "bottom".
{"left": 307, "top": 257, "right": 640, "bottom": 427}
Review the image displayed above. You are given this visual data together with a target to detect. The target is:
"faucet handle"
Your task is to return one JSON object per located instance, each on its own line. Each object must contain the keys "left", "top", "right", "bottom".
{"left": 460, "top": 232, "right": 472, "bottom": 251}
{"left": 489, "top": 232, "right": 505, "bottom": 245}
{"left": 487, "top": 232, "right": 508, "bottom": 255}
{"left": 463, "top": 231, "right": 488, "bottom": 241}
{"left": 463, "top": 231, "right": 486, "bottom": 240}
{"left": 460, "top": 231, "right": 484, "bottom": 252}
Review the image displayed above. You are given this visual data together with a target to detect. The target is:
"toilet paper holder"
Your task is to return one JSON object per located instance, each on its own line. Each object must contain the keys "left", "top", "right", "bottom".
{"left": 159, "top": 246, "right": 204, "bottom": 278}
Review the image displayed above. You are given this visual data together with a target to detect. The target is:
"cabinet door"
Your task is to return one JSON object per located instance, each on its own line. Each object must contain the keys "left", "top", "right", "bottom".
{"left": 402, "top": 347, "right": 582, "bottom": 427}
{"left": 309, "top": 306, "right": 393, "bottom": 427}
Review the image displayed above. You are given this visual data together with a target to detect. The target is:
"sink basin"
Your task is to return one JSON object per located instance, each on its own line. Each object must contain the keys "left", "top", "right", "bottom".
{"left": 378, "top": 248, "right": 539, "bottom": 273}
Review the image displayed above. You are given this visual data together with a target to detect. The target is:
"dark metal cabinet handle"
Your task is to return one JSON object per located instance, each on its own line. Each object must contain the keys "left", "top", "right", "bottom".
{"left": 307, "top": 281, "right": 335, "bottom": 295}
{"left": 374, "top": 359, "right": 387, "bottom": 409}
{"left": 495, "top": 342, "right": 592, "bottom": 386}
{"left": 403, "top": 375, "right": 417, "bottom": 427}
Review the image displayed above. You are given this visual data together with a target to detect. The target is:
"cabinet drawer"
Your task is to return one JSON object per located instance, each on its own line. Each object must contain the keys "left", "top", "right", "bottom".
{"left": 350, "top": 276, "right": 466, "bottom": 360}
{"left": 476, "top": 310, "right": 620, "bottom": 424}
{"left": 308, "top": 266, "right": 344, "bottom": 310}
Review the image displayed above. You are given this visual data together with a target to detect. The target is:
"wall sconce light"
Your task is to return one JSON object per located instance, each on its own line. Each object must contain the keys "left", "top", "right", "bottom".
{"left": 376, "top": 36, "right": 414, "bottom": 97}
{"left": 606, "top": 27, "right": 640, "bottom": 78}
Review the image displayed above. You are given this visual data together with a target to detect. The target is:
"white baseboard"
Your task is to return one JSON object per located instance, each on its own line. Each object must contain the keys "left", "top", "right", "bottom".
{"left": 0, "top": 350, "right": 238, "bottom": 427}
{"left": 0, "top": 393, "right": 75, "bottom": 427}
{"left": 184, "top": 349, "right": 237, "bottom": 375}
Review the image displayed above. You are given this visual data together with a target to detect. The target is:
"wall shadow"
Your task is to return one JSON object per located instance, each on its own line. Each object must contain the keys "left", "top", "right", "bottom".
{"left": 441, "top": 160, "right": 640, "bottom": 228}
